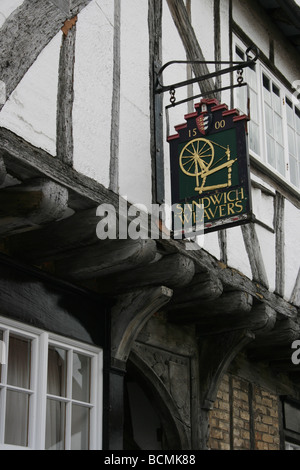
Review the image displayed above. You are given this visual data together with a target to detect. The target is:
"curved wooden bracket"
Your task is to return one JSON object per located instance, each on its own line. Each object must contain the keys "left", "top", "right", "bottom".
{"left": 111, "top": 285, "right": 173, "bottom": 363}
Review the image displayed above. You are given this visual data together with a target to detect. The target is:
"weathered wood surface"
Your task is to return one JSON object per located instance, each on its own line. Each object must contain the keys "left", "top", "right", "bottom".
{"left": 97, "top": 253, "right": 196, "bottom": 293}
{"left": 166, "top": 0, "right": 215, "bottom": 96}
{"left": 56, "top": 17, "right": 77, "bottom": 165}
{"left": 168, "top": 272, "right": 223, "bottom": 308}
{"left": 111, "top": 286, "right": 173, "bottom": 362}
{"left": 8, "top": 205, "right": 155, "bottom": 262}
{"left": 246, "top": 318, "right": 300, "bottom": 361}
{"left": 169, "top": 291, "right": 253, "bottom": 324}
{"left": 109, "top": 0, "right": 121, "bottom": 193}
{"left": 0, "top": 0, "right": 91, "bottom": 111}
{"left": 274, "top": 192, "right": 285, "bottom": 296}
{"left": 55, "top": 238, "right": 158, "bottom": 280}
{"left": 241, "top": 223, "right": 269, "bottom": 288}
{"left": 190, "top": 303, "right": 276, "bottom": 336}
{"left": 0, "top": 178, "right": 68, "bottom": 234}
{"left": 0, "top": 127, "right": 119, "bottom": 210}
{"left": 0, "top": 156, "right": 6, "bottom": 185}
{"left": 291, "top": 268, "right": 300, "bottom": 307}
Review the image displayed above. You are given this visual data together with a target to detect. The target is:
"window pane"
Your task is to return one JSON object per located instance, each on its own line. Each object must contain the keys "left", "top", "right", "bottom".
{"left": 249, "top": 89, "right": 258, "bottom": 122}
{"left": 286, "top": 99, "right": 294, "bottom": 125}
{"left": 290, "top": 155, "right": 299, "bottom": 186}
{"left": 265, "top": 104, "right": 273, "bottom": 135}
{"left": 267, "top": 135, "right": 275, "bottom": 167}
{"left": 46, "top": 399, "right": 66, "bottom": 450}
{"left": 272, "top": 90, "right": 281, "bottom": 115}
{"left": 5, "top": 390, "right": 29, "bottom": 446}
{"left": 276, "top": 143, "right": 285, "bottom": 176}
{"left": 288, "top": 126, "right": 296, "bottom": 156}
{"left": 47, "top": 346, "right": 67, "bottom": 397}
{"left": 249, "top": 122, "right": 260, "bottom": 154}
{"left": 7, "top": 335, "right": 31, "bottom": 389}
{"left": 71, "top": 404, "right": 89, "bottom": 450}
{"left": 274, "top": 113, "right": 283, "bottom": 144}
{"left": 72, "top": 353, "right": 90, "bottom": 403}
{"left": 296, "top": 108, "right": 300, "bottom": 133}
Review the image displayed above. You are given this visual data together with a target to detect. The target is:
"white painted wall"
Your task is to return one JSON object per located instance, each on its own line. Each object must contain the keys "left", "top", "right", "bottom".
{"left": 0, "top": 0, "right": 25, "bottom": 28}
{"left": 0, "top": 32, "right": 61, "bottom": 156}
{"left": 118, "top": 0, "right": 152, "bottom": 209}
{"left": 72, "top": 0, "right": 114, "bottom": 187}
{"left": 284, "top": 199, "right": 300, "bottom": 301}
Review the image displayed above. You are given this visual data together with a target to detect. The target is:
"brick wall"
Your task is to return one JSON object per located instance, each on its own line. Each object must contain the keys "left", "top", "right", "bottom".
{"left": 208, "top": 374, "right": 281, "bottom": 450}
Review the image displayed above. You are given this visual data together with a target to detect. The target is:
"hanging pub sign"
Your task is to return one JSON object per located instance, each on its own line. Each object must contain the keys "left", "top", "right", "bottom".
{"left": 168, "top": 98, "right": 252, "bottom": 236}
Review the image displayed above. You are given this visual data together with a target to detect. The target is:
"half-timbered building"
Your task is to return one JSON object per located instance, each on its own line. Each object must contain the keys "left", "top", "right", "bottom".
{"left": 0, "top": 0, "right": 300, "bottom": 450}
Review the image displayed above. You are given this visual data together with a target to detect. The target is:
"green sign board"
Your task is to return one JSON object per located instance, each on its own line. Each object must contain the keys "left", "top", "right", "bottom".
{"left": 168, "top": 98, "right": 252, "bottom": 235}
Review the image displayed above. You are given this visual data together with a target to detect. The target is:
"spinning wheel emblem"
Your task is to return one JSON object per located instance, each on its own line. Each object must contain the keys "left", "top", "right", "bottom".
{"left": 179, "top": 137, "right": 237, "bottom": 194}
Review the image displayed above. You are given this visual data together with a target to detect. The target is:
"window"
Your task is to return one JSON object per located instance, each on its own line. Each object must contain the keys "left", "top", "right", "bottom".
{"left": 234, "top": 39, "right": 300, "bottom": 191}
{"left": 282, "top": 398, "right": 300, "bottom": 450}
{"left": 0, "top": 317, "right": 103, "bottom": 450}
{"left": 286, "top": 97, "right": 300, "bottom": 187}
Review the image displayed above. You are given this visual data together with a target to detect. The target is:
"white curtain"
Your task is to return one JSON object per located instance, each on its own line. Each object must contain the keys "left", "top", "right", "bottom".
{"left": 5, "top": 336, "right": 30, "bottom": 447}
{"left": 45, "top": 347, "right": 66, "bottom": 450}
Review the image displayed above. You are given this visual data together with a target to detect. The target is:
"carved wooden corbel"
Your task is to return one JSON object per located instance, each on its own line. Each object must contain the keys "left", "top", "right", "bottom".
{"left": 111, "top": 286, "right": 173, "bottom": 363}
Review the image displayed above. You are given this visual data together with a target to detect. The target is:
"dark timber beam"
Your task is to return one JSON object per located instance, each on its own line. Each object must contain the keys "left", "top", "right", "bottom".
{"left": 246, "top": 318, "right": 300, "bottom": 361}
{"left": 56, "top": 14, "right": 77, "bottom": 165}
{"left": 0, "top": 178, "right": 68, "bottom": 235}
{"left": 0, "top": 0, "right": 91, "bottom": 111}
{"left": 96, "top": 253, "right": 196, "bottom": 293}
{"left": 166, "top": 0, "right": 216, "bottom": 96}
{"left": 185, "top": 302, "right": 277, "bottom": 337}
{"left": 168, "top": 291, "right": 253, "bottom": 324}
{"left": 241, "top": 223, "right": 269, "bottom": 288}
{"left": 168, "top": 271, "right": 223, "bottom": 308}
{"left": 54, "top": 238, "right": 158, "bottom": 280}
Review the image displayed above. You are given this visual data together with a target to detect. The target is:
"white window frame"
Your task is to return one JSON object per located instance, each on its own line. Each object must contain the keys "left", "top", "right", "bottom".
{"left": 0, "top": 316, "right": 103, "bottom": 450}
{"left": 233, "top": 36, "right": 300, "bottom": 195}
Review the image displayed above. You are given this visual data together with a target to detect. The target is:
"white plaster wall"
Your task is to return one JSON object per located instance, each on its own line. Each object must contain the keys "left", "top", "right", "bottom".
{"left": 284, "top": 199, "right": 300, "bottom": 301}
{"left": 226, "top": 225, "right": 252, "bottom": 279}
{"left": 118, "top": 0, "right": 152, "bottom": 209}
{"left": 251, "top": 185, "right": 275, "bottom": 230}
{"left": 162, "top": 1, "right": 192, "bottom": 226}
{"left": 232, "top": 0, "right": 270, "bottom": 59}
{"left": 255, "top": 224, "right": 276, "bottom": 292}
{"left": 72, "top": 0, "right": 113, "bottom": 187}
{"left": 202, "top": 231, "right": 220, "bottom": 261}
{"left": 219, "top": 0, "right": 231, "bottom": 106}
{"left": 191, "top": 0, "right": 215, "bottom": 75}
{"left": 0, "top": 0, "right": 25, "bottom": 27}
{"left": 0, "top": 32, "right": 61, "bottom": 155}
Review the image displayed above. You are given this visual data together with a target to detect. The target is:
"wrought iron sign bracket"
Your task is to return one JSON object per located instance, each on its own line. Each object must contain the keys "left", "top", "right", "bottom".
{"left": 155, "top": 46, "right": 259, "bottom": 106}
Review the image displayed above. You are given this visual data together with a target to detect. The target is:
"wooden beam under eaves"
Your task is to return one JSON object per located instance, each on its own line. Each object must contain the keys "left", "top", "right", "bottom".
{"left": 0, "top": 178, "right": 68, "bottom": 235}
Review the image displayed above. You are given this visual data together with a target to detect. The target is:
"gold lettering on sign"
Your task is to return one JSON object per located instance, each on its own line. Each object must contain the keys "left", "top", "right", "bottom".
{"left": 174, "top": 187, "right": 246, "bottom": 225}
